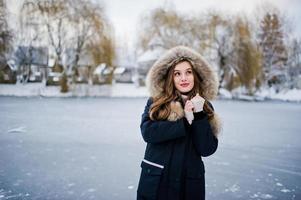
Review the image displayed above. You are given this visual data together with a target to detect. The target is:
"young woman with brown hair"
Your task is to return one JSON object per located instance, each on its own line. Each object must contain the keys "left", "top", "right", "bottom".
{"left": 137, "top": 46, "right": 222, "bottom": 200}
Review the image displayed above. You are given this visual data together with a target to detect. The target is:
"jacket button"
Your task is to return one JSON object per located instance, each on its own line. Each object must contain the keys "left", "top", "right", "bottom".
{"left": 175, "top": 178, "right": 179, "bottom": 181}
{"left": 147, "top": 169, "right": 151, "bottom": 173}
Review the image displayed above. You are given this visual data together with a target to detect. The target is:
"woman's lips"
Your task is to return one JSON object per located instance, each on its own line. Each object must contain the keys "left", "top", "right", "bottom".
{"left": 180, "top": 83, "right": 189, "bottom": 87}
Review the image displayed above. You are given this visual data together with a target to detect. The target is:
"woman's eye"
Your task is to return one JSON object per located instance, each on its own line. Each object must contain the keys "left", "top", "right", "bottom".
{"left": 174, "top": 72, "right": 180, "bottom": 77}
{"left": 186, "top": 70, "right": 192, "bottom": 74}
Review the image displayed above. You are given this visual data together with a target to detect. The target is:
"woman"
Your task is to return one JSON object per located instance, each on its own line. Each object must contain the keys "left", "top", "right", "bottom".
{"left": 137, "top": 46, "right": 222, "bottom": 200}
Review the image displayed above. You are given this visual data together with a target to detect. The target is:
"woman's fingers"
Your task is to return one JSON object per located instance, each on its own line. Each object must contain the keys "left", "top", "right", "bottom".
{"left": 191, "top": 94, "right": 205, "bottom": 112}
{"left": 185, "top": 100, "right": 194, "bottom": 112}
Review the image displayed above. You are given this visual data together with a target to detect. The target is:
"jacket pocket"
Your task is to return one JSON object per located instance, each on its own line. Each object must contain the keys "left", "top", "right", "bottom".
{"left": 137, "top": 160, "right": 164, "bottom": 200}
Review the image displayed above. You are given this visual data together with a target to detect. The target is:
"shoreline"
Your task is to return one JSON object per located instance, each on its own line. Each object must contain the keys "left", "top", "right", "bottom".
{"left": 0, "top": 83, "right": 300, "bottom": 103}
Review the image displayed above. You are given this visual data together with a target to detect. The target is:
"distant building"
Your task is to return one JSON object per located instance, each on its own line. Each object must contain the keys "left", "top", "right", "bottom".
{"left": 14, "top": 46, "right": 49, "bottom": 83}
{"left": 136, "top": 37, "right": 165, "bottom": 86}
{"left": 114, "top": 39, "right": 136, "bottom": 84}
{"left": 92, "top": 63, "right": 114, "bottom": 85}
{"left": 46, "top": 59, "right": 63, "bottom": 86}
{"left": 63, "top": 49, "right": 96, "bottom": 84}
{"left": 113, "top": 65, "right": 135, "bottom": 83}
{"left": 0, "top": 61, "right": 17, "bottom": 84}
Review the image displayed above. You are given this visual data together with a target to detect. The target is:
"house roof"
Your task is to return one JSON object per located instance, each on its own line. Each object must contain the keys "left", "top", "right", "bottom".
{"left": 7, "top": 60, "right": 17, "bottom": 71}
{"left": 137, "top": 47, "right": 165, "bottom": 63}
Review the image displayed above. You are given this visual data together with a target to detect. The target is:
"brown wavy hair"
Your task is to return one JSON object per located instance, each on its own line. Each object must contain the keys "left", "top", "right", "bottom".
{"left": 149, "top": 59, "right": 214, "bottom": 121}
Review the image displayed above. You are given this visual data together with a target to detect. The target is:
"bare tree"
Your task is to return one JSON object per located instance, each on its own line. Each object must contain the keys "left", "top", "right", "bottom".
{"left": 232, "top": 16, "right": 262, "bottom": 95}
{"left": 67, "top": 0, "right": 104, "bottom": 68}
{"left": 287, "top": 38, "right": 301, "bottom": 88}
{"left": 67, "top": 0, "right": 115, "bottom": 83}
{"left": 22, "top": 0, "right": 73, "bottom": 91}
{"left": 0, "top": 0, "right": 12, "bottom": 67}
{"left": 137, "top": 7, "right": 189, "bottom": 51}
{"left": 66, "top": 0, "right": 115, "bottom": 84}
{"left": 200, "top": 12, "right": 236, "bottom": 91}
{"left": 15, "top": 1, "right": 43, "bottom": 83}
{"left": 22, "top": 0, "right": 69, "bottom": 70}
{"left": 37, "top": 0, "right": 69, "bottom": 67}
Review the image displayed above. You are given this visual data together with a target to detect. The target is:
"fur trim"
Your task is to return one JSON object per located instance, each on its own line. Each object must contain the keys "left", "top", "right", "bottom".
{"left": 167, "top": 101, "right": 184, "bottom": 121}
{"left": 146, "top": 46, "right": 219, "bottom": 100}
{"left": 168, "top": 100, "right": 221, "bottom": 137}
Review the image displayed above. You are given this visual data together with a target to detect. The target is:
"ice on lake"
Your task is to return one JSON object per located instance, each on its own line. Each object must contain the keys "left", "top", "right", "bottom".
{"left": 0, "top": 97, "right": 301, "bottom": 200}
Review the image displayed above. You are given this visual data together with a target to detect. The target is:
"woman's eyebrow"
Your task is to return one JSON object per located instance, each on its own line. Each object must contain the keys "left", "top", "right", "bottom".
{"left": 174, "top": 68, "right": 192, "bottom": 72}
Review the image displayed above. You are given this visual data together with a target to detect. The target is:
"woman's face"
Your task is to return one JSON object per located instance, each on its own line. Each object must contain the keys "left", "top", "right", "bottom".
{"left": 173, "top": 61, "right": 194, "bottom": 93}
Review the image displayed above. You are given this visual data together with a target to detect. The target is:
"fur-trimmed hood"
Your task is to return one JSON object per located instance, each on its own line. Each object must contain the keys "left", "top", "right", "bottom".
{"left": 146, "top": 46, "right": 222, "bottom": 136}
{"left": 146, "top": 46, "right": 219, "bottom": 100}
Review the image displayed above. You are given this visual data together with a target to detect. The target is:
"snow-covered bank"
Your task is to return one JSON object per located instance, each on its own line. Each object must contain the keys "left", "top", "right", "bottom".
{"left": 0, "top": 83, "right": 301, "bottom": 102}
{"left": 0, "top": 83, "right": 149, "bottom": 98}
{"left": 256, "top": 88, "right": 301, "bottom": 102}
{"left": 219, "top": 88, "right": 301, "bottom": 102}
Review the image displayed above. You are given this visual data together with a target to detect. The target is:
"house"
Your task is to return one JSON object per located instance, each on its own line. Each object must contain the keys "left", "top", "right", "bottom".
{"left": 0, "top": 60, "right": 17, "bottom": 84}
{"left": 93, "top": 63, "right": 114, "bottom": 84}
{"left": 62, "top": 49, "right": 95, "bottom": 84}
{"left": 14, "top": 46, "right": 49, "bottom": 83}
{"left": 113, "top": 65, "right": 135, "bottom": 83}
{"left": 136, "top": 37, "right": 165, "bottom": 86}
{"left": 74, "top": 52, "right": 95, "bottom": 84}
{"left": 46, "top": 59, "right": 63, "bottom": 86}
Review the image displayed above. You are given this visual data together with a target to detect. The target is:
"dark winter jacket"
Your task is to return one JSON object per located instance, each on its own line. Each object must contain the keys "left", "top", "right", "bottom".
{"left": 137, "top": 98, "right": 218, "bottom": 200}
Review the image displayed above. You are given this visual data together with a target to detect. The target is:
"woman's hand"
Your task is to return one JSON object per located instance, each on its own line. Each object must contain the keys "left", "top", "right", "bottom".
{"left": 191, "top": 93, "right": 205, "bottom": 112}
{"left": 184, "top": 100, "right": 194, "bottom": 124}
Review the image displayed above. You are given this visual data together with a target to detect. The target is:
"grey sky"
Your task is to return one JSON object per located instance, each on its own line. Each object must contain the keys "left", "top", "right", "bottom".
{"left": 6, "top": 0, "right": 301, "bottom": 47}
{"left": 103, "top": 0, "right": 301, "bottom": 46}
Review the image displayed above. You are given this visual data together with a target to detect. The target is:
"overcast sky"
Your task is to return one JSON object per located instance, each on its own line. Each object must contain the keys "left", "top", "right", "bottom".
{"left": 7, "top": 0, "right": 301, "bottom": 48}
{"left": 102, "top": 0, "right": 301, "bottom": 46}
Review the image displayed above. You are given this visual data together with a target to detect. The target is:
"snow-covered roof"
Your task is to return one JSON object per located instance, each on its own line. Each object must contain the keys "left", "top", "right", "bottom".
{"left": 137, "top": 48, "right": 165, "bottom": 63}
{"left": 7, "top": 60, "right": 17, "bottom": 71}
{"left": 93, "top": 63, "right": 106, "bottom": 75}
{"left": 114, "top": 67, "right": 126, "bottom": 75}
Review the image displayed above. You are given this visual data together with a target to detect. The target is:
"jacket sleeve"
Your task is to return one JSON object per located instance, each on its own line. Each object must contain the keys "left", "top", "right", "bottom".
{"left": 190, "top": 103, "right": 218, "bottom": 157}
{"left": 140, "top": 98, "right": 186, "bottom": 144}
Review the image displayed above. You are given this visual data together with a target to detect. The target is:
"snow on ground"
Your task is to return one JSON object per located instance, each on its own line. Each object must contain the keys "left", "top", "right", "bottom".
{"left": 220, "top": 87, "right": 301, "bottom": 102}
{"left": 1, "top": 83, "right": 301, "bottom": 102}
{"left": 0, "top": 83, "right": 149, "bottom": 98}
{"left": 265, "top": 88, "right": 301, "bottom": 102}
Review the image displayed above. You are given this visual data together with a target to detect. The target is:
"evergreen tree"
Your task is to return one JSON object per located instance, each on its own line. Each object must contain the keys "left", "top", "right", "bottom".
{"left": 259, "top": 13, "right": 288, "bottom": 89}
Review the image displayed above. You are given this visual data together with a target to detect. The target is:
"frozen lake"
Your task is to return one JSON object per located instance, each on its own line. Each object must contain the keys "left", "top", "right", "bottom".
{"left": 0, "top": 97, "right": 300, "bottom": 200}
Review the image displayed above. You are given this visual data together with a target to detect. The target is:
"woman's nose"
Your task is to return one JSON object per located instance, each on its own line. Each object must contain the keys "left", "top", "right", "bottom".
{"left": 181, "top": 74, "right": 187, "bottom": 81}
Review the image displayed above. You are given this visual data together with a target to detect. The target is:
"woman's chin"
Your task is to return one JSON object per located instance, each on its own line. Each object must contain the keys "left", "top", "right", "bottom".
{"left": 178, "top": 88, "right": 192, "bottom": 94}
